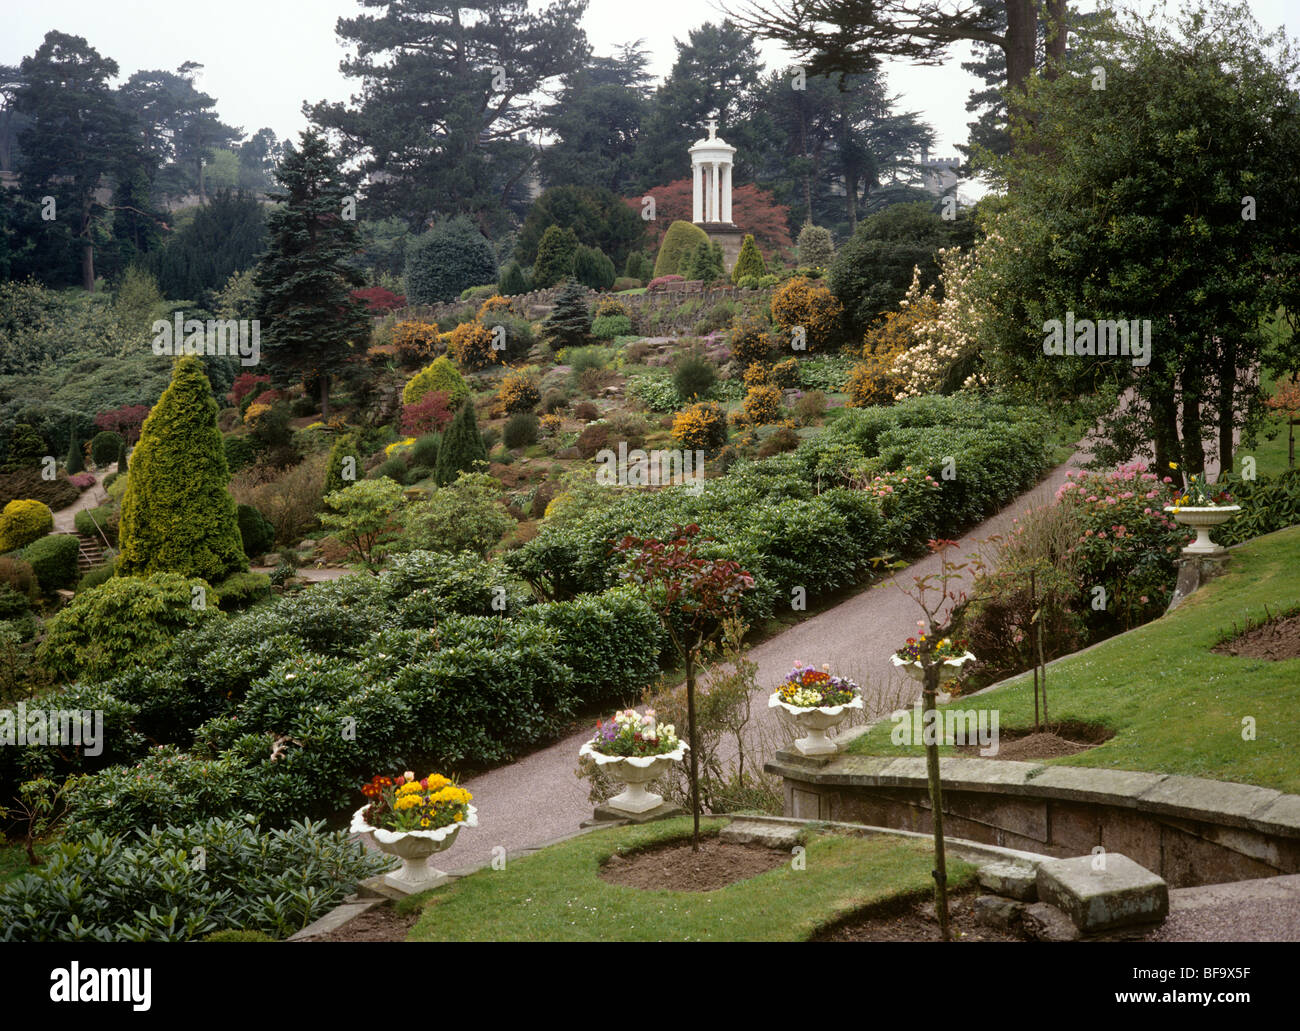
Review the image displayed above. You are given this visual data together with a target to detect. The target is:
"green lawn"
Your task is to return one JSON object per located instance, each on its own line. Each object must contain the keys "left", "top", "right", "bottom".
{"left": 403, "top": 817, "right": 975, "bottom": 942}
{"left": 850, "top": 525, "right": 1300, "bottom": 793}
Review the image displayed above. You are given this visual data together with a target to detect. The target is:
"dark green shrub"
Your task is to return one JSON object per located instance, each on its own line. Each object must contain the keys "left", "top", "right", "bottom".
{"left": 236, "top": 503, "right": 276, "bottom": 558}
{"left": 653, "top": 221, "right": 710, "bottom": 277}
{"left": 404, "top": 216, "right": 498, "bottom": 304}
{"left": 731, "top": 233, "right": 767, "bottom": 283}
{"left": 0, "top": 469, "right": 80, "bottom": 510}
{"left": 20, "top": 534, "right": 79, "bottom": 592}
{"left": 223, "top": 435, "right": 257, "bottom": 473}
{"left": 434, "top": 402, "right": 489, "bottom": 485}
{"left": 503, "top": 412, "right": 540, "bottom": 449}
{"left": 1216, "top": 468, "right": 1300, "bottom": 545}
{"left": 531, "top": 225, "right": 579, "bottom": 289}
{"left": 213, "top": 571, "right": 272, "bottom": 610}
{"left": 65, "top": 429, "right": 85, "bottom": 475}
{"left": 73, "top": 505, "right": 118, "bottom": 545}
{"left": 672, "top": 353, "right": 717, "bottom": 401}
{"left": 573, "top": 244, "right": 616, "bottom": 290}
{"left": 324, "top": 432, "right": 366, "bottom": 495}
{"left": 591, "top": 314, "right": 633, "bottom": 339}
{"left": 543, "top": 279, "right": 591, "bottom": 349}
{"left": 405, "top": 464, "right": 434, "bottom": 484}
{"left": 479, "top": 311, "right": 535, "bottom": 363}
{"left": 499, "top": 260, "right": 529, "bottom": 296}
{"left": 77, "top": 559, "right": 117, "bottom": 593}
{"left": 540, "top": 389, "right": 570, "bottom": 414}
{"left": 90, "top": 430, "right": 124, "bottom": 467}
{"left": 371, "top": 457, "right": 408, "bottom": 483}
{"left": 411, "top": 433, "right": 442, "bottom": 468}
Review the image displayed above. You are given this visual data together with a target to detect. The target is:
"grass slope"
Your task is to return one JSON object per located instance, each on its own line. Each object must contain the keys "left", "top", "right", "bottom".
{"left": 404, "top": 817, "right": 974, "bottom": 942}
{"left": 850, "top": 525, "right": 1300, "bottom": 793}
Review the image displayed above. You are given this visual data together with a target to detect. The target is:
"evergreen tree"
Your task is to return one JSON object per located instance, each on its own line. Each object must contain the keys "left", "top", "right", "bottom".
{"left": 119, "top": 435, "right": 128, "bottom": 474}
{"left": 65, "top": 426, "right": 85, "bottom": 474}
{"left": 434, "top": 401, "right": 489, "bottom": 486}
{"left": 682, "top": 240, "right": 724, "bottom": 283}
{"left": 543, "top": 279, "right": 592, "bottom": 349}
{"left": 404, "top": 216, "right": 498, "bottom": 303}
{"left": 796, "top": 224, "right": 834, "bottom": 268}
{"left": 499, "top": 260, "right": 529, "bottom": 296}
{"left": 573, "top": 245, "right": 616, "bottom": 290}
{"left": 324, "top": 432, "right": 365, "bottom": 496}
{"left": 531, "top": 225, "right": 579, "bottom": 289}
{"left": 252, "top": 130, "right": 369, "bottom": 420}
{"left": 731, "top": 233, "right": 767, "bottom": 283}
{"left": 116, "top": 356, "right": 246, "bottom": 582}
{"left": 151, "top": 189, "right": 266, "bottom": 301}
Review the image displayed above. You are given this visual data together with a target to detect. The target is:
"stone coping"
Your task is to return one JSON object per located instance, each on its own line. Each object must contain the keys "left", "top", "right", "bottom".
{"left": 766, "top": 754, "right": 1300, "bottom": 839}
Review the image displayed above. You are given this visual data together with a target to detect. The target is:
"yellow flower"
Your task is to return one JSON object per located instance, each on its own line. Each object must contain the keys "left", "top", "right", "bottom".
{"left": 1169, "top": 462, "right": 1179, "bottom": 470}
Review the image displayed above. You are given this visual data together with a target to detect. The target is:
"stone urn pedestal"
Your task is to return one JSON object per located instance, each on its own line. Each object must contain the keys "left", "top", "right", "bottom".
{"left": 1165, "top": 505, "right": 1240, "bottom": 556}
{"left": 579, "top": 741, "right": 688, "bottom": 825}
{"left": 351, "top": 805, "right": 476, "bottom": 895}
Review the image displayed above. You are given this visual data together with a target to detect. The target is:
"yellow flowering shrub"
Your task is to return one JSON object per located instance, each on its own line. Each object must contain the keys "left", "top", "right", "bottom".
{"left": 741, "top": 362, "right": 770, "bottom": 388}
{"left": 539, "top": 413, "right": 562, "bottom": 435}
{"left": 447, "top": 320, "right": 500, "bottom": 371}
{"left": 593, "top": 296, "right": 629, "bottom": 319}
{"left": 391, "top": 320, "right": 442, "bottom": 364}
{"left": 743, "top": 384, "right": 783, "bottom": 425}
{"left": 478, "top": 294, "right": 512, "bottom": 318}
{"left": 671, "top": 401, "right": 728, "bottom": 456}
{"left": 243, "top": 402, "right": 271, "bottom": 424}
{"left": 498, "top": 369, "right": 541, "bottom": 414}
{"left": 770, "top": 357, "right": 801, "bottom": 388}
{"left": 385, "top": 437, "right": 416, "bottom": 458}
{"left": 729, "top": 316, "right": 773, "bottom": 367}
{"left": 770, "top": 276, "right": 843, "bottom": 353}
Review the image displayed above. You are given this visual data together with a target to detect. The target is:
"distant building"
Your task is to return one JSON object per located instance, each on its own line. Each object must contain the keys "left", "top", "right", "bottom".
{"left": 919, "top": 153, "right": 961, "bottom": 197}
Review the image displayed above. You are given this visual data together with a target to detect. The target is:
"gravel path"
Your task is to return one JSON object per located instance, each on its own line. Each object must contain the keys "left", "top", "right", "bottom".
{"left": 1146, "top": 874, "right": 1300, "bottom": 941}
{"left": 50, "top": 465, "right": 112, "bottom": 533}
{"left": 439, "top": 444, "right": 1094, "bottom": 872}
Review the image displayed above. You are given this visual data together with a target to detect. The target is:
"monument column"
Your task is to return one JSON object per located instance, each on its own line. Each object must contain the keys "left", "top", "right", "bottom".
{"left": 711, "top": 162, "right": 720, "bottom": 224}
{"left": 721, "top": 163, "right": 732, "bottom": 224}
{"left": 692, "top": 162, "right": 703, "bottom": 223}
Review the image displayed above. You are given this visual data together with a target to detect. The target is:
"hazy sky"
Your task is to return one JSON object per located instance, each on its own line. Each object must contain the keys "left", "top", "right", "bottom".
{"left": 4, "top": 1, "right": 1298, "bottom": 165}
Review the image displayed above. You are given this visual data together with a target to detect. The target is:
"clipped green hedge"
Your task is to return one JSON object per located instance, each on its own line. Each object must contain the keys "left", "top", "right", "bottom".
{"left": 20, "top": 533, "right": 79, "bottom": 592}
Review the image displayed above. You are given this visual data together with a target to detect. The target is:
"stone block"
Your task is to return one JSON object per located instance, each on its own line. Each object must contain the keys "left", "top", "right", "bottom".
{"left": 721, "top": 819, "right": 801, "bottom": 850}
{"left": 1036, "top": 853, "right": 1168, "bottom": 932}
{"left": 1023, "top": 901, "right": 1081, "bottom": 941}
{"left": 978, "top": 861, "right": 1039, "bottom": 901}
{"left": 974, "top": 895, "right": 1026, "bottom": 929}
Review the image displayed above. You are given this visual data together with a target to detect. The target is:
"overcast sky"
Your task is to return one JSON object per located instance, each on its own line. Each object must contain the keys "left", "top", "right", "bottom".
{"left": 4, "top": 0, "right": 1298, "bottom": 166}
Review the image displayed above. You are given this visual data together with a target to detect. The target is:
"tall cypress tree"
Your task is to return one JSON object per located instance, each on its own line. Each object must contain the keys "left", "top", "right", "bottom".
{"left": 65, "top": 425, "right": 85, "bottom": 474}
{"left": 252, "top": 130, "right": 368, "bottom": 419}
{"left": 434, "top": 401, "right": 488, "bottom": 486}
{"left": 117, "top": 355, "right": 246, "bottom": 582}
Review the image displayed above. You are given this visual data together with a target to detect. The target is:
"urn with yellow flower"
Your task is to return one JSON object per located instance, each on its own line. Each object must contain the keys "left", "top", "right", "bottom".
{"left": 351, "top": 772, "right": 477, "bottom": 893}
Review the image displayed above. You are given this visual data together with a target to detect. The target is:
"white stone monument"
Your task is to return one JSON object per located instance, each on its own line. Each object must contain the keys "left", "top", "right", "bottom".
{"left": 689, "top": 120, "right": 744, "bottom": 270}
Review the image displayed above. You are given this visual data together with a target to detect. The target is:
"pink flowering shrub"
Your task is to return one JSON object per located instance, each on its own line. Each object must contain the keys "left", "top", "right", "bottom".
{"left": 68, "top": 472, "right": 97, "bottom": 490}
{"left": 1053, "top": 461, "right": 1191, "bottom": 630}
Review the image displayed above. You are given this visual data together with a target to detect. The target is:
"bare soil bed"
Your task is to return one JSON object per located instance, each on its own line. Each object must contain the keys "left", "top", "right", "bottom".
{"left": 1212, "top": 610, "right": 1300, "bottom": 661}
{"left": 305, "top": 903, "right": 418, "bottom": 942}
{"left": 955, "top": 720, "right": 1112, "bottom": 761}
{"left": 815, "top": 889, "right": 1029, "bottom": 942}
{"left": 598, "top": 837, "right": 789, "bottom": 892}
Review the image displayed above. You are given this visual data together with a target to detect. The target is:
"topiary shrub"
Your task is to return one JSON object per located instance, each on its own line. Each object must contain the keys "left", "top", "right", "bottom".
{"left": 20, "top": 534, "right": 79, "bottom": 592}
{"left": 796, "top": 223, "right": 834, "bottom": 269}
{"left": 573, "top": 244, "right": 617, "bottom": 291}
{"left": 729, "top": 316, "right": 775, "bottom": 368}
{"left": 446, "top": 320, "right": 500, "bottom": 372}
{"left": 730, "top": 233, "right": 767, "bottom": 284}
{"left": 236, "top": 504, "right": 276, "bottom": 559}
{"left": 0, "top": 499, "right": 54, "bottom": 553}
{"left": 672, "top": 353, "right": 717, "bottom": 401}
{"left": 403, "top": 356, "right": 470, "bottom": 409}
{"left": 116, "top": 356, "right": 247, "bottom": 583}
{"left": 73, "top": 505, "right": 118, "bottom": 546}
{"left": 671, "top": 402, "right": 728, "bottom": 457}
{"left": 434, "top": 401, "right": 489, "bottom": 485}
{"left": 744, "top": 384, "right": 784, "bottom": 425}
{"left": 404, "top": 216, "right": 498, "bottom": 304}
{"left": 770, "top": 276, "right": 843, "bottom": 354}
{"left": 531, "top": 225, "right": 580, "bottom": 289}
{"left": 65, "top": 429, "right": 85, "bottom": 475}
{"left": 90, "top": 431, "right": 125, "bottom": 467}
{"left": 498, "top": 370, "right": 541, "bottom": 414}
{"left": 653, "top": 221, "right": 711, "bottom": 278}
{"left": 503, "top": 412, "right": 540, "bottom": 449}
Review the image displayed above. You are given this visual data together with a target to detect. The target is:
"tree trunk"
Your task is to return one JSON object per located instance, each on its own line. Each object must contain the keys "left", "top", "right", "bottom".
{"left": 687, "top": 652, "right": 700, "bottom": 851}
{"left": 81, "top": 240, "right": 95, "bottom": 293}
{"left": 1181, "top": 368, "right": 1206, "bottom": 477}
{"left": 1217, "top": 339, "right": 1238, "bottom": 476}
{"left": 1003, "top": 0, "right": 1039, "bottom": 149}
{"left": 319, "top": 372, "right": 331, "bottom": 421}
{"left": 1043, "top": 0, "right": 1069, "bottom": 79}
{"left": 922, "top": 660, "right": 950, "bottom": 941}
{"left": 1151, "top": 387, "right": 1181, "bottom": 472}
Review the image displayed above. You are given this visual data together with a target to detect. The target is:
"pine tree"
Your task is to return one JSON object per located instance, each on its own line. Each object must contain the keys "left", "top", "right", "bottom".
{"left": 252, "top": 130, "right": 369, "bottom": 420}
{"left": 65, "top": 426, "right": 85, "bottom": 475}
{"left": 117, "top": 356, "right": 246, "bottom": 582}
{"left": 731, "top": 234, "right": 767, "bottom": 283}
{"left": 434, "top": 401, "right": 488, "bottom": 486}
{"left": 543, "top": 279, "right": 592, "bottom": 349}
{"left": 499, "top": 260, "right": 529, "bottom": 296}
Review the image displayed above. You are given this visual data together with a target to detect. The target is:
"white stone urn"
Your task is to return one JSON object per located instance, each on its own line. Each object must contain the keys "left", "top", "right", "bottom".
{"left": 1164, "top": 505, "right": 1240, "bottom": 555}
{"left": 769, "top": 693, "right": 864, "bottom": 756}
{"left": 579, "top": 740, "right": 688, "bottom": 814}
{"left": 891, "top": 652, "right": 976, "bottom": 701}
{"left": 351, "top": 805, "right": 477, "bottom": 894}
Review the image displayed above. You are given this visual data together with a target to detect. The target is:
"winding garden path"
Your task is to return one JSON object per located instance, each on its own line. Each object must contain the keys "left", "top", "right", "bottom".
{"left": 439, "top": 444, "right": 1096, "bottom": 873}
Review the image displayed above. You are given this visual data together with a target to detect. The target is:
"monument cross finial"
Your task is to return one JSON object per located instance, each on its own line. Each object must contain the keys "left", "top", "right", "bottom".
{"left": 705, "top": 118, "right": 717, "bottom": 140}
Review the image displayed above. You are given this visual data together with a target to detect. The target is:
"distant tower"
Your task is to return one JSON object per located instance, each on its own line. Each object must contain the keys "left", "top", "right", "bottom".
{"left": 689, "top": 120, "right": 744, "bottom": 271}
{"left": 919, "top": 150, "right": 961, "bottom": 198}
